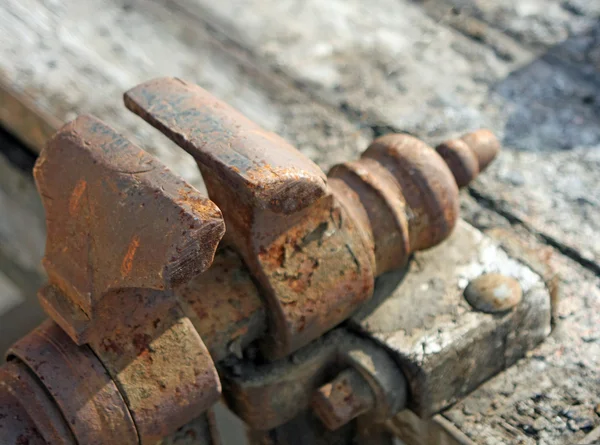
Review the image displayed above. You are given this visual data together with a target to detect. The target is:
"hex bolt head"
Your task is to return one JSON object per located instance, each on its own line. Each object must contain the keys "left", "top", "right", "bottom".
{"left": 464, "top": 273, "right": 523, "bottom": 313}
{"left": 311, "top": 368, "right": 375, "bottom": 431}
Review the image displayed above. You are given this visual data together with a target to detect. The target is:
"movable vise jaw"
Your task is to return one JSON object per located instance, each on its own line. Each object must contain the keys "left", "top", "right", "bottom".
{"left": 0, "top": 78, "right": 552, "bottom": 445}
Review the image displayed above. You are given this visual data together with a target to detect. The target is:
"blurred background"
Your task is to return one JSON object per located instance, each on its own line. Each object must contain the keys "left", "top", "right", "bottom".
{"left": 1, "top": 1, "right": 599, "bottom": 443}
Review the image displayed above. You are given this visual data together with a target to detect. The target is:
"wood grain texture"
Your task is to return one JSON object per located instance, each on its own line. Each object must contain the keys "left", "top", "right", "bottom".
{"left": 167, "top": 0, "right": 600, "bottom": 268}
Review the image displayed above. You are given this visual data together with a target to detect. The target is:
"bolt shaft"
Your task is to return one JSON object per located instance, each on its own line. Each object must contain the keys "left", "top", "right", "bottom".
{"left": 311, "top": 368, "right": 375, "bottom": 431}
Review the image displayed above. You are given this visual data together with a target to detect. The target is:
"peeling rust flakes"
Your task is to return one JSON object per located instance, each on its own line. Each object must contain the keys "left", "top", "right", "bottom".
{"left": 177, "top": 188, "right": 222, "bottom": 221}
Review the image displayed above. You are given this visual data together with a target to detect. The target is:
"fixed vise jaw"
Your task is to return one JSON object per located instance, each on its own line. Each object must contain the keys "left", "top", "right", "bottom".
{"left": 5, "top": 114, "right": 226, "bottom": 444}
{"left": 34, "top": 115, "right": 225, "bottom": 344}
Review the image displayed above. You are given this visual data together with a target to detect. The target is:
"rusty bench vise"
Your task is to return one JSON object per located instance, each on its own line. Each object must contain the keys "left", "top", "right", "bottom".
{"left": 0, "top": 78, "right": 551, "bottom": 445}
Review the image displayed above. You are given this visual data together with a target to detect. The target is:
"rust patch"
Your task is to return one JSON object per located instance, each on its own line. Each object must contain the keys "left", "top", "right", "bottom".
{"left": 7, "top": 321, "right": 138, "bottom": 444}
{"left": 90, "top": 307, "right": 221, "bottom": 443}
{"left": 34, "top": 115, "right": 224, "bottom": 345}
{"left": 121, "top": 235, "right": 140, "bottom": 277}
{"left": 312, "top": 368, "right": 375, "bottom": 431}
{"left": 68, "top": 179, "right": 86, "bottom": 215}
{"left": 0, "top": 360, "right": 75, "bottom": 444}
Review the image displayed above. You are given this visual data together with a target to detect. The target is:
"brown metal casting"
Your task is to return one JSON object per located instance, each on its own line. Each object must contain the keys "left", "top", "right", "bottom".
{"left": 0, "top": 359, "right": 75, "bottom": 445}
{"left": 435, "top": 129, "right": 499, "bottom": 188}
{"left": 7, "top": 320, "right": 137, "bottom": 444}
{"left": 0, "top": 77, "right": 502, "bottom": 444}
{"left": 0, "top": 378, "right": 47, "bottom": 445}
{"left": 34, "top": 114, "right": 225, "bottom": 345}
{"left": 178, "top": 246, "right": 266, "bottom": 363}
{"left": 329, "top": 129, "right": 499, "bottom": 274}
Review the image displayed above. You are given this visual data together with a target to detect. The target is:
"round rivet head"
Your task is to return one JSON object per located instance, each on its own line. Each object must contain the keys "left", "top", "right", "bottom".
{"left": 464, "top": 273, "right": 522, "bottom": 313}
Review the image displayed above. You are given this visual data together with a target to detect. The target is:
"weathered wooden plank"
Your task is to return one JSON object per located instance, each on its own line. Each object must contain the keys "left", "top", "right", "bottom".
{"left": 384, "top": 197, "right": 600, "bottom": 445}
{"left": 420, "top": 0, "right": 600, "bottom": 51}
{"left": 419, "top": 0, "right": 600, "bottom": 268}
{"left": 386, "top": 412, "right": 474, "bottom": 445}
{"left": 167, "top": 0, "right": 600, "bottom": 268}
{"left": 0, "top": 85, "right": 60, "bottom": 154}
{"left": 171, "top": 0, "right": 515, "bottom": 134}
{"left": 441, "top": 195, "right": 600, "bottom": 445}
{"left": 0, "top": 0, "right": 372, "bottom": 190}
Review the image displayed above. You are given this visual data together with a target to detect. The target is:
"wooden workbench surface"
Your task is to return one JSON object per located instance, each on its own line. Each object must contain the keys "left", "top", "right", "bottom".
{"left": 1, "top": 1, "right": 599, "bottom": 443}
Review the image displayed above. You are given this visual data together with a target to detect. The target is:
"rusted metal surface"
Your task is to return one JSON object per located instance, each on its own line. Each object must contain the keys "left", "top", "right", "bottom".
{"left": 0, "top": 359, "right": 74, "bottom": 444}
{"left": 0, "top": 384, "right": 46, "bottom": 445}
{"left": 29, "top": 114, "right": 229, "bottom": 442}
{"left": 312, "top": 368, "right": 375, "bottom": 431}
{"left": 34, "top": 114, "right": 225, "bottom": 344}
{"left": 16, "top": 114, "right": 230, "bottom": 443}
{"left": 90, "top": 304, "right": 221, "bottom": 444}
{"left": 177, "top": 246, "right": 266, "bottom": 363}
{"left": 123, "top": 77, "right": 328, "bottom": 215}
{"left": 125, "top": 78, "right": 375, "bottom": 359}
{"left": 7, "top": 320, "right": 138, "bottom": 445}
{"left": 248, "top": 195, "right": 374, "bottom": 358}
{"left": 361, "top": 133, "right": 460, "bottom": 254}
{"left": 434, "top": 139, "right": 480, "bottom": 189}
{"left": 328, "top": 161, "right": 407, "bottom": 276}
{"left": 124, "top": 78, "right": 498, "bottom": 360}
{"left": 329, "top": 130, "right": 499, "bottom": 275}
{"left": 435, "top": 129, "right": 500, "bottom": 188}
{"left": 222, "top": 329, "right": 407, "bottom": 431}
